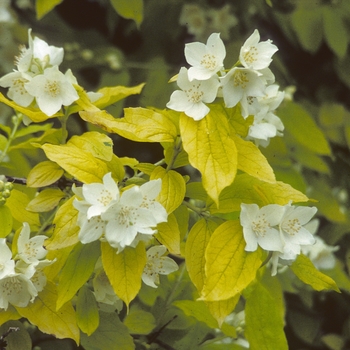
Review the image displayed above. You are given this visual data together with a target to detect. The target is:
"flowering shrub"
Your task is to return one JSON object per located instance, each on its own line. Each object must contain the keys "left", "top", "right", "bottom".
{"left": 0, "top": 2, "right": 348, "bottom": 350}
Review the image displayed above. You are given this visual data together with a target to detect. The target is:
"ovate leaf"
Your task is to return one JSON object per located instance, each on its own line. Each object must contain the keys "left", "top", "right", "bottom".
{"left": 110, "top": 0, "right": 143, "bottom": 27}
{"left": 206, "top": 295, "right": 240, "bottom": 328}
{"left": 42, "top": 143, "right": 108, "bottom": 183}
{"left": 27, "top": 161, "right": 64, "bottom": 187}
{"left": 0, "top": 205, "right": 12, "bottom": 238}
{"left": 81, "top": 311, "right": 134, "bottom": 350}
{"left": 245, "top": 274, "right": 288, "bottom": 350}
{"left": 291, "top": 254, "right": 340, "bottom": 292}
{"left": 124, "top": 308, "right": 156, "bottom": 334}
{"left": 151, "top": 166, "right": 186, "bottom": 214}
{"left": 57, "top": 241, "right": 100, "bottom": 310}
{"left": 180, "top": 108, "right": 237, "bottom": 205}
{"left": 156, "top": 213, "right": 181, "bottom": 255}
{"left": 45, "top": 196, "right": 79, "bottom": 250}
{"left": 201, "top": 220, "right": 263, "bottom": 301}
{"left": 26, "top": 188, "right": 65, "bottom": 212}
{"left": 36, "top": 0, "right": 63, "bottom": 19}
{"left": 16, "top": 282, "right": 80, "bottom": 344}
{"left": 101, "top": 242, "right": 146, "bottom": 307}
{"left": 76, "top": 285, "right": 99, "bottom": 336}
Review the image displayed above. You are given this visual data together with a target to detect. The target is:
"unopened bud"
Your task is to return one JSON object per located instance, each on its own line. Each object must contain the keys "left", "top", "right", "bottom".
{"left": 2, "top": 189, "right": 11, "bottom": 198}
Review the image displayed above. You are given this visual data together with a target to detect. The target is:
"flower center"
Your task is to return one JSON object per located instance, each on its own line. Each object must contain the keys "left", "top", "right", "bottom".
{"left": 242, "top": 46, "right": 258, "bottom": 65}
{"left": 234, "top": 71, "right": 249, "bottom": 89}
{"left": 24, "top": 241, "right": 39, "bottom": 259}
{"left": 12, "top": 78, "right": 29, "bottom": 95}
{"left": 97, "top": 189, "right": 113, "bottom": 207}
{"left": 185, "top": 84, "right": 204, "bottom": 103}
{"left": 200, "top": 53, "right": 217, "bottom": 70}
{"left": 118, "top": 206, "right": 136, "bottom": 227}
{"left": 282, "top": 218, "right": 301, "bottom": 236}
{"left": 2, "top": 277, "right": 22, "bottom": 296}
{"left": 45, "top": 80, "right": 60, "bottom": 97}
{"left": 251, "top": 214, "right": 270, "bottom": 237}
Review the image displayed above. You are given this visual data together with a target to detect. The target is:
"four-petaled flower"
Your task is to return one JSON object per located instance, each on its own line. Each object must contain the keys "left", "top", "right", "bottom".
{"left": 142, "top": 245, "right": 178, "bottom": 288}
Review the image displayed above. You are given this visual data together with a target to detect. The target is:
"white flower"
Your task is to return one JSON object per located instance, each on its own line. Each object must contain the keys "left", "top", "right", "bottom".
{"left": 0, "top": 270, "right": 37, "bottom": 309}
{"left": 167, "top": 67, "right": 219, "bottom": 121}
{"left": 279, "top": 203, "right": 317, "bottom": 254}
{"left": 221, "top": 67, "right": 266, "bottom": 109}
{"left": 24, "top": 66, "right": 79, "bottom": 116}
{"left": 17, "top": 222, "right": 47, "bottom": 264}
{"left": 240, "top": 203, "right": 285, "bottom": 252}
{"left": 239, "top": 29, "right": 278, "bottom": 71}
{"left": 185, "top": 33, "right": 226, "bottom": 81}
{"left": 0, "top": 71, "right": 34, "bottom": 107}
{"left": 0, "top": 239, "right": 15, "bottom": 280}
{"left": 80, "top": 172, "right": 120, "bottom": 219}
{"left": 179, "top": 4, "right": 207, "bottom": 40}
{"left": 142, "top": 245, "right": 178, "bottom": 288}
{"left": 102, "top": 186, "right": 159, "bottom": 251}
{"left": 302, "top": 236, "right": 338, "bottom": 270}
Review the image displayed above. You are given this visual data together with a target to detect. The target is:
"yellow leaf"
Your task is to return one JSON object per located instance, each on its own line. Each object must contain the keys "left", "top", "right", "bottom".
{"left": 36, "top": 0, "right": 63, "bottom": 19}
{"left": 0, "top": 306, "right": 21, "bottom": 326}
{"left": 110, "top": 0, "right": 143, "bottom": 27}
{"left": 45, "top": 197, "right": 79, "bottom": 250}
{"left": 6, "top": 189, "right": 40, "bottom": 228}
{"left": 68, "top": 132, "right": 114, "bottom": 162}
{"left": 42, "top": 143, "right": 109, "bottom": 183}
{"left": 27, "top": 161, "right": 64, "bottom": 188}
{"left": 206, "top": 295, "right": 240, "bottom": 328}
{"left": 0, "top": 205, "right": 12, "bottom": 238}
{"left": 106, "top": 154, "right": 126, "bottom": 182}
{"left": 210, "top": 174, "right": 309, "bottom": 213}
{"left": 26, "top": 188, "right": 65, "bottom": 212}
{"left": 156, "top": 213, "right": 181, "bottom": 255}
{"left": 291, "top": 254, "right": 340, "bottom": 292}
{"left": 101, "top": 242, "right": 146, "bottom": 307}
{"left": 185, "top": 218, "right": 219, "bottom": 292}
{"left": 201, "top": 220, "right": 263, "bottom": 301}
{"left": 0, "top": 92, "right": 62, "bottom": 122}
{"left": 180, "top": 109, "right": 237, "bottom": 205}
{"left": 232, "top": 134, "right": 276, "bottom": 183}
{"left": 150, "top": 166, "right": 186, "bottom": 214}
{"left": 225, "top": 104, "right": 253, "bottom": 137}
{"left": 16, "top": 282, "right": 80, "bottom": 344}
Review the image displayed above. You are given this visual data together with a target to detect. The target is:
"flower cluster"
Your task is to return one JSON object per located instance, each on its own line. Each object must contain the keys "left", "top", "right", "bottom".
{"left": 0, "top": 29, "right": 79, "bottom": 116}
{"left": 0, "top": 176, "right": 13, "bottom": 206}
{"left": 0, "top": 223, "right": 53, "bottom": 310}
{"left": 240, "top": 202, "right": 318, "bottom": 275}
{"left": 167, "top": 29, "right": 284, "bottom": 146}
{"left": 73, "top": 173, "right": 168, "bottom": 252}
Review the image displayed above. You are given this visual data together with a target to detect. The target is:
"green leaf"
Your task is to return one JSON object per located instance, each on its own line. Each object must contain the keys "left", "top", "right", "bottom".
{"left": 0, "top": 205, "right": 12, "bottom": 238}
{"left": 150, "top": 166, "right": 186, "bottom": 214}
{"left": 68, "top": 132, "right": 114, "bottom": 162}
{"left": 124, "top": 308, "right": 156, "bottom": 334}
{"left": 57, "top": 241, "right": 100, "bottom": 310}
{"left": 279, "top": 101, "right": 331, "bottom": 155}
{"left": 16, "top": 282, "right": 80, "bottom": 344}
{"left": 0, "top": 320, "right": 31, "bottom": 350}
{"left": 185, "top": 218, "right": 219, "bottom": 292}
{"left": 26, "top": 188, "right": 65, "bottom": 212}
{"left": 245, "top": 273, "right": 288, "bottom": 350}
{"left": 27, "top": 161, "right": 64, "bottom": 188}
{"left": 14, "top": 123, "right": 52, "bottom": 139}
{"left": 322, "top": 8, "right": 348, "bottom": 58}
{"left": 156, "top": 213, "right": 181, "bottom": 255}
{"left": 201, "top": 220, "right": 263, "bottom": 301}
{"left": 81, "top": 311, "right": 134, "bottom": 350}
{"left": 110, "top": 0, "right": 143, "bottom": 27}
{"left": 291, "top": 254, "right": 340, "bottom": 292}
{"left": 45, "top": 196, "right": 80, "bottom": 250}
{"left": 36, "top": 0, "right": 63, "bottom": 19}
{"left": 42, "top": 143, "right": 109, "bottom": 183}
{"left": 101, "top": 242, "right": 146, "bottom": 307}
{"left": 291, "top": 6, "right": 323, "bottom": 53}
{"left": 76, "top": 285, "right": 99, "bottom": 336}
{"left": 180, "top": 108, "right": 237, "bottom": 205}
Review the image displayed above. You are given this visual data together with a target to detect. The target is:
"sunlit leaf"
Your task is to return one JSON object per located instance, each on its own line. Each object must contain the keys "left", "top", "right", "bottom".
{"left": 110, "top": 0, "right": 143, "bottom": 27}
{"left": 0, "top": 205, "right": 12, "bottom": 238}
{"left": 27, "top": 161, "right": 64, "bottom": 188}
{"left": 156, "top": 213, "right": 181, "bottom": 255}
{"left": 26, "top": 188, "right": 65, "bottom": 212}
